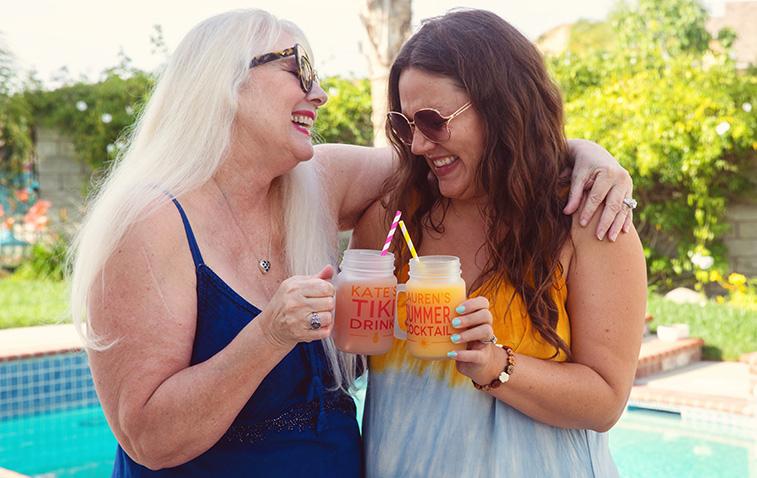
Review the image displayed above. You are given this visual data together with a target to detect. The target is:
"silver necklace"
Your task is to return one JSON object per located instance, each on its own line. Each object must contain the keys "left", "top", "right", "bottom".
{"left": 257, "top": 198, "right": 275, "bottom": 275}
{"left": 256, "top": 212, "right": 273, "bottom": 275}
{"left": 219, "top": 186, "right": 273, "bottom": 275}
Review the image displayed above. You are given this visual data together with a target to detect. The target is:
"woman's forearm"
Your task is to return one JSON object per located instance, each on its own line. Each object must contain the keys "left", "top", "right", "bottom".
{"left": 485, "top": 351, "right": 629, "bottom": 432}
{"left": 115, "top": 316, "right": 291, "bottom": 469}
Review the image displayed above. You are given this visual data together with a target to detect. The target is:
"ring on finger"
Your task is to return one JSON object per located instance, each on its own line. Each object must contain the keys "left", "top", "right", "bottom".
{"left": 308, "top": 312, "right": 321, "bottom": 330}
{"left": 480, "top": 335, "right": 497, "bottom": 344}
{"left": 622, "top": 197, "right": 638, "bottom": 209}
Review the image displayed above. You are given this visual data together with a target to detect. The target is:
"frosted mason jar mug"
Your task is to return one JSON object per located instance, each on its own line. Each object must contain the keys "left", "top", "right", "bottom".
{"left": 333, "top": 250, "right": 397, "bottom": 355}
{"left": 395, "top": 255, "right": 466, "bottom": 360}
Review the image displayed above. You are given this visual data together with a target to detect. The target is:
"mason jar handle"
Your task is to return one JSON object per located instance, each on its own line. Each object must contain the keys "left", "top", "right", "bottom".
{"left": 394, "top": 283, "right": 407, "bottom": 340}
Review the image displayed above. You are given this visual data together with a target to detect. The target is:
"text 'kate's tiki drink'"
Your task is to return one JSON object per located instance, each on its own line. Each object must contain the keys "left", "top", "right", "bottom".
{"left": 333, "top": 250, "right": 397, "bottom": 355}
{"left": 397, "top": 256, "right": 466, "bottom": 360}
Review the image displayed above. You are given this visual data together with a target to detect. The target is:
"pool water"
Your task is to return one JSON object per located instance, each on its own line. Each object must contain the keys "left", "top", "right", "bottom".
{"left": 0, "top": 404, "right": 754, "bottom": 477}
{"left": 0, "top": 406, "right": 116, "bottom": 477}
{"left": 612, "top": 408, "right": 754, "bottom": 477}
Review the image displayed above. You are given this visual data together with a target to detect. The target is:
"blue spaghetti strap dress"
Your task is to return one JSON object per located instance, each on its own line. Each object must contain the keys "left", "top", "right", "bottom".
{"left": 111, "top": 198, "right": 362, "bottom": 477}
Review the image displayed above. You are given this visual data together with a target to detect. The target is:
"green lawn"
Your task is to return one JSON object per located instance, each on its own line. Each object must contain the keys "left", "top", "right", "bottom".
{"left": 0, "top": 277, "right": 70, "bottom": 329}
{"left": 647, "top": 293, "right": 757, "bottom": 361}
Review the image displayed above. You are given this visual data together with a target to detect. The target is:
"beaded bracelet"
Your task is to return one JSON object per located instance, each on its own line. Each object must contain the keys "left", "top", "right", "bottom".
{"left": 472, "top": 344, "right": 515, "bottom": 391}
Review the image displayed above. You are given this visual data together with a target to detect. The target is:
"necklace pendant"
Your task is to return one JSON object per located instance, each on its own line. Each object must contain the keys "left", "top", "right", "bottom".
{"left": 258, "top": 259, "right": 271, "bottom": 274}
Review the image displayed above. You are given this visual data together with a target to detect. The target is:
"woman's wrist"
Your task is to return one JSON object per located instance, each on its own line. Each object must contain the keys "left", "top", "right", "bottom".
{"left": 248, "top": 311, "right": 296, "bottom": 354}
{"left": 472, "top": 345, "right": 514, "bottom": 391}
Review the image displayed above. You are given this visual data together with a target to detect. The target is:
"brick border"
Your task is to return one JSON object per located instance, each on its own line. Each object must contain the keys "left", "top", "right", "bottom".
{"left": 0, "top": 346, "right": 84, "bottom": 363}
{"left": 740, "top": 351, "right": 757, "bottom": 399}
{"left": 631, "top": 386, "right": 754, "bottom": 417}
{"left": 636, "top": 338, "right": 704, "bottom": 378}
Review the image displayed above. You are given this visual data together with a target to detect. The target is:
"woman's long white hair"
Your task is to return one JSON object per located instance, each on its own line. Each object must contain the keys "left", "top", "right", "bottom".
{"left": 69, "top": 9, "right": 360, "bottom": 391}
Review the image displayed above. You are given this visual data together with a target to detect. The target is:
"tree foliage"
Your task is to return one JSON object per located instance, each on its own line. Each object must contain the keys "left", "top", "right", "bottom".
{"left": 20, "top": 72, "right": 373, "bottom": 173}
{"left": 314, "top": 76, "right": 373, "bottom": 146}
{"left": 549, "top": 0, "right": 756, "bottom": 286}
{"left": 24, "top": 68, "right": 154, "bottom": 172}
{"left": 0, "top": 44, "right": 33, "bottom": 173}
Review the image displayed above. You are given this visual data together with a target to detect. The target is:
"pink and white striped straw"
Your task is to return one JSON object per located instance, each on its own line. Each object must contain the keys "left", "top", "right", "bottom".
{"left": 381, "top": 210, "right": 402, "bottom": 256}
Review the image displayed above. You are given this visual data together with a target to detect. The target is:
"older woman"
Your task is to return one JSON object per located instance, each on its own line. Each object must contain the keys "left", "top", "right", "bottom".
{"left": 69, "top": 8, "right": 634, "bottom": 477}
{"left": 352, "top": 9, "right": 646, "bottom": 478}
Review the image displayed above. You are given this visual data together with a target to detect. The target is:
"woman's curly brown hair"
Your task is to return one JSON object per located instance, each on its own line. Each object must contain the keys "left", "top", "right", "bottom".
{"left": 382, "top": 9, "right": 574, "bottom": 359}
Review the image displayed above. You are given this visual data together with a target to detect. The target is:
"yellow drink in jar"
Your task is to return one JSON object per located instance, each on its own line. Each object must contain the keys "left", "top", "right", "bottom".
{"left": 396, "top": 256, "right": 466, "bottom": 360}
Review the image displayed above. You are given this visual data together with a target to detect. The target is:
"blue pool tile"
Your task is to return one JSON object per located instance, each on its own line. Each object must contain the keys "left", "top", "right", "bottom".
{"left": 0, "top": 352, "right": 100, "bottom": 421}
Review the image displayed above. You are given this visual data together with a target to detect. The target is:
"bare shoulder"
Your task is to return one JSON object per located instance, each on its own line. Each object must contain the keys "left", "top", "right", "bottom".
{"left": 109, "top": 198, "right": 192, "bottom": 284}
{"left": 89, "top": 197, "right": 197, "bottom": 344}
{"left": 565, "top": 206, "right": 645, "bottom": 289}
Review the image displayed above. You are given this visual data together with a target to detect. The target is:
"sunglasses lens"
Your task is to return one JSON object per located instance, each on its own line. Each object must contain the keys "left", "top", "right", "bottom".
{"left": 413, "top": 109, "right": 449, "bottom": 143}
{"left": 297, "top": 48, "right": 314, "bottom": 93}
{"left": 387, "top": 113, "right": 414, "bottom": 145}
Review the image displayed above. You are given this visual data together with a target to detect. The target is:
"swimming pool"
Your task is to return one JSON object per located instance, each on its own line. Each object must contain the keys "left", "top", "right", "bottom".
{"left": 1, "top": 402, "right": 754, "bottom": 477}
{"left": 1, "top": 352, "right": 754, "bottom": 477}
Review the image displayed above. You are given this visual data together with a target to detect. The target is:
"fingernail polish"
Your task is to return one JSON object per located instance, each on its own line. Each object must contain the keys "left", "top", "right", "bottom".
{"left": 451, "top": 334, "right": 461, "bottom": 343}
{"left": 447, "top": 351, "right": 458, "bottom": 358}
{"left": 451, "top": 318, "right": 462, "bottom": 328}
{"left": 580, "top": 219, "right": 588, "bottom": 226}
{"left": 455, "top": 305, "right": 466, "bottom": 314}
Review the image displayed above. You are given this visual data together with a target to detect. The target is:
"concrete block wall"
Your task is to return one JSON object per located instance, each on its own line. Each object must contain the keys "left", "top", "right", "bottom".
{"left": 724, "top": 200, "right": 757, "bottom": 277}
{"left": 34, "top": 127, "right": 90, "bottom": 236}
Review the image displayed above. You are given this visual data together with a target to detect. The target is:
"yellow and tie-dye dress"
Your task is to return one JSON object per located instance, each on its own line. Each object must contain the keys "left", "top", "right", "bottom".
{"left": 363, "top": 268, "right": 619, "bottom": 477}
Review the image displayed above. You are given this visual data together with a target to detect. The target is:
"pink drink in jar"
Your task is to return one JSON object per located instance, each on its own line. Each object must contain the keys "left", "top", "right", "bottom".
{"left": 333, "top": 250, "right": 397, "bottom": 355}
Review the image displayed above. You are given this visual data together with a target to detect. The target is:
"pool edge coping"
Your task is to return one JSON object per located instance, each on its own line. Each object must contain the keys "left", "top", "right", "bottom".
{"left": 0, "top": 324, "right": 83, "bottom": 362}
{"left": 0, "top": 467, "right": 30, "bottom": 478}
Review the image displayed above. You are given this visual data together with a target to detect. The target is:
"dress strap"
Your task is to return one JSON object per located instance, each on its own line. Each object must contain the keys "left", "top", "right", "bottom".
{"left": 170, "top": 198, "right": 205, "bottom": 267}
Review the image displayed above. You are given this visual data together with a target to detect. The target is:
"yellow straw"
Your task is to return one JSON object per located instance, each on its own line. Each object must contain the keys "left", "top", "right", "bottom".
{"left": 398, "top": 220, "right": 419, "bottom": 260}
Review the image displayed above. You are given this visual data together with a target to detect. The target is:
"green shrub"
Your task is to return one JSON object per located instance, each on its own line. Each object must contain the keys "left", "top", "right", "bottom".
{"left": 647, "top": 292, "right": 757, "bottom": 360}
{"left": 549, "top": 0, "right": 756, "bottom": 287}
{"left": 0, "top": 45, "right": 34, "bottom": 174}
{"left": 12, "top": 235, "right": 68, "bottom": 281}
{"left": 314, "top": 76, "right": 373, "bottom": 146}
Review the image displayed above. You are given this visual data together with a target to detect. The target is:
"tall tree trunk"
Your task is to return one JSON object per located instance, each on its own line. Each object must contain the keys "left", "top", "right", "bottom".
{"left": 360, "top": 0, "right": 412, "bottom": 146}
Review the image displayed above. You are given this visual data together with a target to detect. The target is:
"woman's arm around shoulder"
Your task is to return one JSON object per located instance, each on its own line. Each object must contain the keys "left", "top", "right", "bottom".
{"left": 313, "top": 144, "right": 395, "bottom": 231}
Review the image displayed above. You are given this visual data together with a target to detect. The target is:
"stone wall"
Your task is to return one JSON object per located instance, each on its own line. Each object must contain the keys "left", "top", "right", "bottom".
{"left": 725, "top": 199, "right": 757, "bottom": 276}
{"left": 34, "top": 127, "right": 90, "bottom": 236}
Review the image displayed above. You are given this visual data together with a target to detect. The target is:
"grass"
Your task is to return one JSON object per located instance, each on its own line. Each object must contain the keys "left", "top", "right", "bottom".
{"left": 647, "top": 292, "right": 757, "bottom": 361}
{"left": 0, "top": 277, "right": 69, "bottom": 329}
